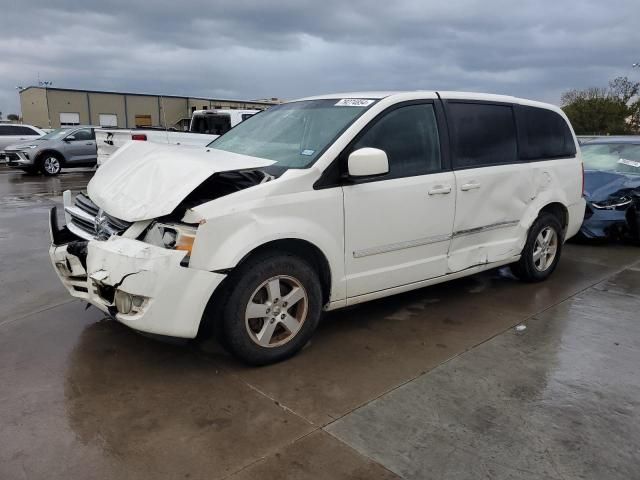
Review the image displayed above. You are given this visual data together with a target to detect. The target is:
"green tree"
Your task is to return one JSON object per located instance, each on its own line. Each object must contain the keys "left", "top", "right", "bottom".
{"left": 7, "top": 113, "right": 20, "bottom": 122}
{"left": 561, "top": 76, "right": 640, "bottom": 135}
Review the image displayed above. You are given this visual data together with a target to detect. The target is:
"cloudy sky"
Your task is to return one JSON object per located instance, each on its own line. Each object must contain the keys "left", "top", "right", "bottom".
{"left": 1, "top": 0, "right": 639, "bottom": 117}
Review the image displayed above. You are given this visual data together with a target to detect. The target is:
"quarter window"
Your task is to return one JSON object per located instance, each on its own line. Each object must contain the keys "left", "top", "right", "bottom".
{"left": 518, "top": 106, "right": 576, "bottom": 159}
{"left": 448, "top": 102, "right": 518, "bottom": 168}
{"left": 352, "top": 104, "right": 441, "bottom": 178}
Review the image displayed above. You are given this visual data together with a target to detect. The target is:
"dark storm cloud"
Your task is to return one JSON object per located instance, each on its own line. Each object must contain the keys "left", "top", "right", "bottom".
{"left": 1, "top": 0, "right": 639, "bottom": 116}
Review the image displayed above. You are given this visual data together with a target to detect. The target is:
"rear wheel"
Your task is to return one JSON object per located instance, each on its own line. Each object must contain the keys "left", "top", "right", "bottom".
{"left": 218, "top": 252, "right": 323, "bottom": 365}
{"left": 511, "top": 213, "right": 563, "bottom": 282}
{"left": 40, "top": 153, "right": 62, "bottom": 176}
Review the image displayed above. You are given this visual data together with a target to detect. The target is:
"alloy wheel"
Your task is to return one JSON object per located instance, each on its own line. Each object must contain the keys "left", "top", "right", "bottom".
{"left": 245, "top": 275, "right": 309, "bottom": 348}
{"left": 43, "top": 157, "right": 61, "bottom": 174}
{"left": 533, "top": 226, "right": 558, "bottom": 272}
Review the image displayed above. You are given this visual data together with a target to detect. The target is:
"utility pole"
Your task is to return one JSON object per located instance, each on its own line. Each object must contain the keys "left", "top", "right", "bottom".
{"left": 15, "top": 86, "right": 23, "bottom": 122}
{"left": 38, "top": 80, "right": 53, "bottom": 128}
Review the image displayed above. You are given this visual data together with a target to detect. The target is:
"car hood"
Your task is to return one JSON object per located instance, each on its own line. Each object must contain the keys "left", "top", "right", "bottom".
{"left": 4, "top": 140, "right": 44, "bottom": 151}
{"left": 88, "top": 141, "right": 274, "bottom": 222}
{"left": 584, "top": 169, "right": 640, "bottom": 203}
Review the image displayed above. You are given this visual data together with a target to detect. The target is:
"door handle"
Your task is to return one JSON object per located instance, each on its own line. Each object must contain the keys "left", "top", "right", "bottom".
{"left": 428, "top": 185, "right": 452, "bottom": 195}
{"left": 461, "top": 181, "right": 481, "bottom": 191}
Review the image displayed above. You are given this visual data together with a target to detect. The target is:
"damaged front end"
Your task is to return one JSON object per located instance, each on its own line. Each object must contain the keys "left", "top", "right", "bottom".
{"left": 581, "top": 185, "right": 640, "bottom": 241}
{"left": 48, "top": 141, "right": 279, "bottom": 337}
{"left": 49, "top": 202, "right": 226, "bottom": 338}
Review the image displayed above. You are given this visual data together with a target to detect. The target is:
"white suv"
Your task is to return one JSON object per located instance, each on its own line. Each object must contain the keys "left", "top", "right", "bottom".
{"left": 0, "top": 123, "right": 45, "bottom": 161}
{"left": 49, "top": 91, "right": 585, "bottom": 365}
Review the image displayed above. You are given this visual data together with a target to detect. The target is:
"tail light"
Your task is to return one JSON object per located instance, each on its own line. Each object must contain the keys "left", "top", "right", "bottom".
{"left": 131, "top": 133, "right": 147, "bottom": 141}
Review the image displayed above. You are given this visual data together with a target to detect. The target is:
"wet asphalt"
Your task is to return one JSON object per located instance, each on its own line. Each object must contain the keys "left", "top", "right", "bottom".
{"left": 0, "top": 166, "right": 639, "bottom": 479}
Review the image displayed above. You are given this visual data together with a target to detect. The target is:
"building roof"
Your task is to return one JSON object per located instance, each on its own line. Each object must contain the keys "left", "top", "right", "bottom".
{"left": 19, "top": 86, "right": 280, "bottom": 105}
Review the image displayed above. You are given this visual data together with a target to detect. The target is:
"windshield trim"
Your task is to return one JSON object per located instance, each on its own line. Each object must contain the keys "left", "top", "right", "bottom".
{"left": 207, "top": 99, "right": 379, "bottom": 169}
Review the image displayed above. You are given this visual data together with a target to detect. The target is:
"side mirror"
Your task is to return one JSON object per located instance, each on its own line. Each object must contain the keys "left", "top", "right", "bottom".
{"left": 348, "top": 148, "right": 389, "bottom": 177}
{"left": 65, "top": 135, "right": 76, "bottom": 142}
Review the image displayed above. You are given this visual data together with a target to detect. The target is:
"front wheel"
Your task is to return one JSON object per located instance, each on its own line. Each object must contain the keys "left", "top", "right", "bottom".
{"left": 219, "top": 253, "right": 323, "bottom": 365}
{"left": 511, "top": 213, "right": 563, "bottom": 282}
{"left": 40, "top": 154, "right": 62, "bottom": 176}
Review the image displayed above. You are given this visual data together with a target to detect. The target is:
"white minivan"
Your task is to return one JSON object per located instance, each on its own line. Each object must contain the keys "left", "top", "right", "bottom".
{"left": 50, "top": 91, "right": 585, "bottom": 364}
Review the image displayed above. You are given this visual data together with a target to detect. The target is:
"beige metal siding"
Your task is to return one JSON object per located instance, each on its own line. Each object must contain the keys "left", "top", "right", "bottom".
{"left": 20, "top": 88, "right": 49, "bottom": 128}
{"left": 158, "top": 96, "right": 188, "bottom": 128}
{"left": 20, "top": 88, "right": 277, "bottom": 129}
{"left": 47, "top": 90, "right": 90, "bottom": 127}
{"left": 125, "top": 95, "right": 160, "bottom": 127}
{"left": 88, "top": 93, "right": 126, "bottom": 127}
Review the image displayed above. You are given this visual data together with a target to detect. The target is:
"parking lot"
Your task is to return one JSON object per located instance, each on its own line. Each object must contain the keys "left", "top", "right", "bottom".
{"left": 1, "top": 167, "right": 639, "bottom": 479}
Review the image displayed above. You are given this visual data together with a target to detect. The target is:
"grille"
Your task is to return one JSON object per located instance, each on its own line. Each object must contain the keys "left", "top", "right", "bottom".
{"left": 65, "top": 193, "right": 132, "bottom": 240}
{"left": 5, "top": 152, "right": 20, "bottom": 161}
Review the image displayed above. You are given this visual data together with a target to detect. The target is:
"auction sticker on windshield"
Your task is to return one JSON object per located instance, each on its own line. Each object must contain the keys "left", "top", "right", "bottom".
{"left": 618, "top": 158, "right": 640, "bottom": 168}
{"left": 335, "top": 99, "right": 375, "bottom": 107}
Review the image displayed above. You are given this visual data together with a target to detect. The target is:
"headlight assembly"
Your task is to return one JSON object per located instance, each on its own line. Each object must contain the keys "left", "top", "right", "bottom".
{"left": 144, "top": 222, "right": 198, "bottom": 255}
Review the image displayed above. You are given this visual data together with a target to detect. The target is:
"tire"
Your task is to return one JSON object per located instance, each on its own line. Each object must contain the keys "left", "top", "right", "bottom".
{"left": 39, "top": 152, "right": 63, "bottom": 176}
{"left": 511, "top": 212, "right": 563, "bottom": 282}
{"left": 217, "top": 252, "right": 323, "bottom": 365}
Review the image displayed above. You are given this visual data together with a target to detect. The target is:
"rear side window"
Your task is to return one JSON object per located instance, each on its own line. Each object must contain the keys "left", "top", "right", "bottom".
{"left": 0, "top": 126, "right": 39, "bottom": 135}
{"left": 448, "top": 102, "right": 518, "bottom": 168}
{"left": 518, "top": 106, "right": 576, "bottom": 159}
{"left": 352, "top": 103, "right": 441, "bottom": 178}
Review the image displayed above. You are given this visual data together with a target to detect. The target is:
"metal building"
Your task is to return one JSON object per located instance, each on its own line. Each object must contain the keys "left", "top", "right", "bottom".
{"left": 19, "top": 86, "right": 281, "bottom": 129}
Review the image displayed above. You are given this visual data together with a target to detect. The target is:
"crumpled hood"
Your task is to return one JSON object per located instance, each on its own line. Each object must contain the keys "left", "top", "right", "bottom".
{"left": 584, "top": 170, "right": 640, "bottom": 202}
{"left": 88, "top": 141, "right": 274, "bottom": 222}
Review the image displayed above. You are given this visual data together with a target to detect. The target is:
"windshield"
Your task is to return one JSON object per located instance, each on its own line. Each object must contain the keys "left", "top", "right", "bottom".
{"left": 582, "top": 142, "right": 640, "bottom": 175}
{"left": 40, "top": 128, "right": 72, "bottom": 141}
{"left": 208, "top": 99, "right": 377, "bottom": 168}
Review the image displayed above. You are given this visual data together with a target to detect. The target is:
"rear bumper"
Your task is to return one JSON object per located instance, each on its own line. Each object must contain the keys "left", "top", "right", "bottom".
{"left": 49, "top": 208, "right": 225, "bottom": 338}
{"left": 565, "top": 198, "right": 587, "bottom": 240}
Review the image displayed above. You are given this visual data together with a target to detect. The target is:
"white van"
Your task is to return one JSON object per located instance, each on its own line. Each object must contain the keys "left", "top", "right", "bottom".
{"left": 49, "top": 91, "right": 585, "bottom": 365}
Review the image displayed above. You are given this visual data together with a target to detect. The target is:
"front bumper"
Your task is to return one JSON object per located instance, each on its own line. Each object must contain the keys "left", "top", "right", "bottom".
{"left": 580, "top": 201, "right": 638, "bottom": 240}
{"left": 5, "top": 150, "right": 34, "bottom": 167}
{"left": 49, "top": 207, "right": 225, "bottom": 338}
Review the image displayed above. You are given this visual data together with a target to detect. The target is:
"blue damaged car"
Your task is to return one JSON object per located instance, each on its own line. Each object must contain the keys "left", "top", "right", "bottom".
{"left": 580, "top": 137, "right": 640, "bottom": 240}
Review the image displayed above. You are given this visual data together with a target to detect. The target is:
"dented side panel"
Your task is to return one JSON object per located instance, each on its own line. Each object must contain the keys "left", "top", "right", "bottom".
{"left": 447, "top": 158, "right": 583, "bottom": 273}
{"left": 448, "top": 163, "right": 532, "bottom": 272}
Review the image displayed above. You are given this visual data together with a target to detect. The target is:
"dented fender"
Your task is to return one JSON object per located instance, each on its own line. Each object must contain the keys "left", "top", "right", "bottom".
{"left": 187, "top": 186, "right": 346, "bottom": 303}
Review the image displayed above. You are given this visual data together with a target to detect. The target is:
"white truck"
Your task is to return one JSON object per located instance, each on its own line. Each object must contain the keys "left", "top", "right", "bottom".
{"left": 96, "top": 108, "right": 259, "bottom": 166}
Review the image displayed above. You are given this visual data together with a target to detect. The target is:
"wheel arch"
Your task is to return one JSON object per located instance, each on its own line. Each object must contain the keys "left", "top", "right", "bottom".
{"left": 228, "top": 238, "right": 332, "bottom": 307}
{"left": 36, "top": 149, "right": 65, "bottom": 166}
{"left": 197, "top": 237, "right": 333, "bottom": 340}
{"left": 538, "top": 202, "right": 569, "bottom": 237}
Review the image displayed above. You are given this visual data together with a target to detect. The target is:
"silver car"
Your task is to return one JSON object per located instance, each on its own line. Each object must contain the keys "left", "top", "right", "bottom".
{"left": 4, "top": 126, "right": 97, "bottom": 175}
